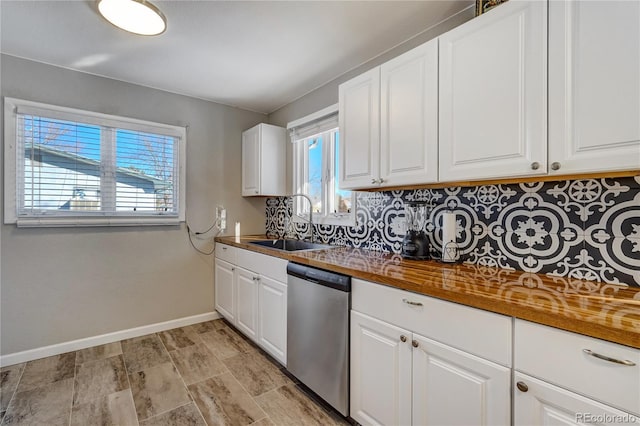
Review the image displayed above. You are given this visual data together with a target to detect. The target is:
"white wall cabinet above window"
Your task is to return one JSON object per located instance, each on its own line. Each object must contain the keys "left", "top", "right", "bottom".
{"left": 339, "top": 38, "right": 438, "bottom": 190}
{"left": 438, "top": 0, "right": 547, "bottom": 182}
{"left": 241, "top": 123, "right": 286, "bottom": 197}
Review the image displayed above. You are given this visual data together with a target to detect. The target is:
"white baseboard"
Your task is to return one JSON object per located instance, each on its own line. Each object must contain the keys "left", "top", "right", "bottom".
{"left": 0, "top": 311, "right": 221, "bottom": 367}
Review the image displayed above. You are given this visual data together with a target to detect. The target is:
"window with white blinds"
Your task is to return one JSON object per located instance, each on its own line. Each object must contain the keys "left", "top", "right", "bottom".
{"left": 288, "top": 104, "right": 354, "bottom": 226}
{"left": 4, "top": 98, "right": 186, "bottom": 227}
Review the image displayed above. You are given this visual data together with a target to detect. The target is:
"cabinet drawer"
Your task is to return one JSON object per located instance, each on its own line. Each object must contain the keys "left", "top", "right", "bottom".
{"left": 215, "top": 244, "right": 237, "bottom": 263}
{"left": 515, "top": 319, "right": 640, "bottom": 415}
{"left": 237, "top": 248, "right": 287, "bottom": 283}
{"left": 352, "top": 279, "right": 512, "bottom": 366}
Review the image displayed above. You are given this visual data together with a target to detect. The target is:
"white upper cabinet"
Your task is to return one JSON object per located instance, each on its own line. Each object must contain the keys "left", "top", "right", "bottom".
{"left": 380, "top": 39, "right": 439, "bottom": 186}
{"left": 339, "top": 68, "right": 381, "bottom": 189}
{"left": 241, "top": 123, "right": 286, "bottom": 196}
{"left": 339, "top": 39, "right": 439, "bottom": 190}
{"left": 439, "top": 0, "right": 547, "bottom": 182}
{"left": 548, "top": 0, "right": 640, "bottom": 174}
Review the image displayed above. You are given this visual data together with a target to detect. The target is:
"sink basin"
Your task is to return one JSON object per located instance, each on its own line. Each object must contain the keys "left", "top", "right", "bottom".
{"left": 248, "top": 239, "right": 334, "bottom": 252}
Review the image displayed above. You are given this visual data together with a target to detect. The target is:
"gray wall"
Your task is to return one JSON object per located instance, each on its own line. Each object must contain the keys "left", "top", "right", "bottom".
{"left": 268, "top": 6, "right": 475, "bottom": 191}
{"left": 1, "top": 54, "right": 267, "bottom": 355}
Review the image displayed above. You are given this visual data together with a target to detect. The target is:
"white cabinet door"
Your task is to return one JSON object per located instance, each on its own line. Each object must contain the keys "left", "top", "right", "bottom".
{"left": 412, "top": 334, "right": 511, "bottom": 426}
{"left": 350, "top": 311, "right": 412, "bottom": 426}
{"left": 548, "top": 0, "right": 640, "bottom": 174}
{"left": 258, "top": 275, "right": 287, "bottom": 365}
{"left": 439, "top": 0, "right": 547, "bottom": 181}
{"left": 380, "top": 38, "right": 438, "bottom": 187}
{"left": 214, "top": 259, "right": 235, "bottom": 323}
{"left": 514, "top": 372, "right": 640, "bottom": 426}
{"left": 339, "top": 68, "right": 380, "bottom": 190}
{"left": 235, "top": 267, "right": 258, "bottom": 341}
{"left": 241, "top": 125, "right": 260, "bottom": 196}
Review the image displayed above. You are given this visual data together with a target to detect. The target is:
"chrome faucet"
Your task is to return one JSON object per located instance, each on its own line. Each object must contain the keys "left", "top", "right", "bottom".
{"left": 290, "top": 193, "right": 315, "bottom": 243}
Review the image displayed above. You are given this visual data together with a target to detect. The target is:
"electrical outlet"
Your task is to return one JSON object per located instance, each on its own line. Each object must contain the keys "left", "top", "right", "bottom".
{"left": 216, "top": 206, "right": 227, "bottom": 231}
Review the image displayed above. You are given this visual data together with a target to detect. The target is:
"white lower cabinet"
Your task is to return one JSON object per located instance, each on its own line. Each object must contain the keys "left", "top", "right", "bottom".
{"left": 351, "top": 311, "right": 412, "bottom": 426}
{"left": 351, "top": 279, "right": 512, "bottom": 426}
{"left": 235, "top": 266, "right": 259, "bottom": 341}
{"left": 412, "top": 334, "right": 511, "bottom": 426}
{"left": 514, "top": 319, "right": 640, "bottom": 425}
{"left": 213, "top": 244, "right": 287, "bottom": 365}
{"left": 515, "top": 372, "right": 640, "bottom": 426}
{"left": 258, "top": 276, "right": 287, "bottom": 362}
{"left": 213, "top": 258, "right": 235, "bottom": 322}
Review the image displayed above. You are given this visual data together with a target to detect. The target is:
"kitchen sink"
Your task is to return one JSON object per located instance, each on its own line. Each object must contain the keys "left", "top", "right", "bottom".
{"left": 248, "top": 239, "right": 334, "bottom": 252}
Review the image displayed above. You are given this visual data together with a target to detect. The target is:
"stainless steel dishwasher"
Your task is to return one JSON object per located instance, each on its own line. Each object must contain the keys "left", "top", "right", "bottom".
{"left": 286, "top": 262, "right": 351, "bottom": 417}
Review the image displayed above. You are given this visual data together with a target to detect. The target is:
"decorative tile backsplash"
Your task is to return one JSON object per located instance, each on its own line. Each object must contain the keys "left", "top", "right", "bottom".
{"left": 265, "top": 176, "right": 640, "bottom": 287}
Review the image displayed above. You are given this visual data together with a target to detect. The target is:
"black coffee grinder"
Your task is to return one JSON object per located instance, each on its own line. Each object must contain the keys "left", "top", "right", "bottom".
{"left": 402, "top": 202, "right": 430, "bottom": 260}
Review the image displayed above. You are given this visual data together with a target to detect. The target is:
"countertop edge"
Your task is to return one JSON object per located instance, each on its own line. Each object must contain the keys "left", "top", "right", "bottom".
{"left": 215, "top": 236, "right": 640, "bottom": 350}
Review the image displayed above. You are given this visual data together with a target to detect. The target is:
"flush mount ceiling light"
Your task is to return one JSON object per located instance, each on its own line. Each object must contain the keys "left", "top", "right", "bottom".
{"left": 97, "top": 0, "right": 166, "bottom": 36}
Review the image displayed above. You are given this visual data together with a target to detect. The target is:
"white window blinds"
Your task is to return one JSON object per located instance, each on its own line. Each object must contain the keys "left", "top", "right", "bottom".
{"left": 5, "top": 98, "right": 186, "bottom": 227}
{"left": 287, "top": 104, "right": 339, "bottom": 141}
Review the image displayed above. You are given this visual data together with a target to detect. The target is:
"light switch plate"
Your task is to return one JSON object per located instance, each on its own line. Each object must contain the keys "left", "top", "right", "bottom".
{"left": 216, "top": 205, "right": 226, "bottom": 231}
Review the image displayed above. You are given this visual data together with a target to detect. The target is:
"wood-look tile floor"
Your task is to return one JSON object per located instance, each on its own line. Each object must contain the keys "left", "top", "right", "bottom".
{"left": 0, "top": 319, "right": 349, "bottom": 426}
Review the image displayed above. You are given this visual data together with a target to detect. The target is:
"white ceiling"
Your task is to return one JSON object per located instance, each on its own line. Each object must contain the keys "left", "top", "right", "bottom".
{"left": 1, "top": 1, "right": 472, "bottom": 114}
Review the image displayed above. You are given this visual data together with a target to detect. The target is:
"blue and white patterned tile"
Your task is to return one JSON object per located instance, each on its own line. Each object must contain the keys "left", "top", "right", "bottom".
{"left": 558, "top": 178, "right": 639, "bottom": 230}
{"left": 583, "top": 189, "right": 640, "bottom": 238}
{"left": 264, "top": 177, "right": 640, "bottom": 287}
{"left": 464, "top": 236, "right": 518, "bottom": 270}
{"left": 460, "top": 183, "right": 521, "bottom": 227}
{"left": 582, "top": 234, "right": 640, "bottom": 286}
{"left": 582, "top": 185, "right": 640, "bottom": 286}
{"left": 484, "top": 225, "right": 531, "bottom": 271}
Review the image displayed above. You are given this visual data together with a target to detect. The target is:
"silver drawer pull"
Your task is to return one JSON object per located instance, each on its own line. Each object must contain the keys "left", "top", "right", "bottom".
{"left": 583, "top": 349, "right": 636, "bottom": 366}
{"left": 402, "top": 298, "right": 423, "bottom": 307}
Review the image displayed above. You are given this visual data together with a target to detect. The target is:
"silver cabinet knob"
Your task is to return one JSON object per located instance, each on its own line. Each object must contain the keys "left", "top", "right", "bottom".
{"left": 412, "top": 340, "right": 419, "bottom": 348}
{"left": 516, "top": 381, "right": 529, "bottom": 392}
{"left": 531, "top": 162, "right": 540, "bottom": 170}
{"left": 551, "top": 162, "right": 561, "bottom": 171}
{"left": 379, "top": 178, "right": 385, "bottom": 184}
{"left": 371, "top": 178, "right": 377, "bottom": 184}
{"left": 400, "top": 335, "right": 407, "bottom": 343}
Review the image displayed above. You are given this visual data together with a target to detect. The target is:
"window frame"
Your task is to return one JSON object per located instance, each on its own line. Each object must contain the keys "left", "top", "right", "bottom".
{"left": 290, "top": 107, "right": 355, "bottom": 227}
{"left": 3, "top": 97, "right": 187, "bottom": 227}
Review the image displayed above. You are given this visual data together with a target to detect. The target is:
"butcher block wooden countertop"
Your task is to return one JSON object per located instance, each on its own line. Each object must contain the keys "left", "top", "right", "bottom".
{"left": 215, "top": 236, "right": 640, "bottom": 349}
